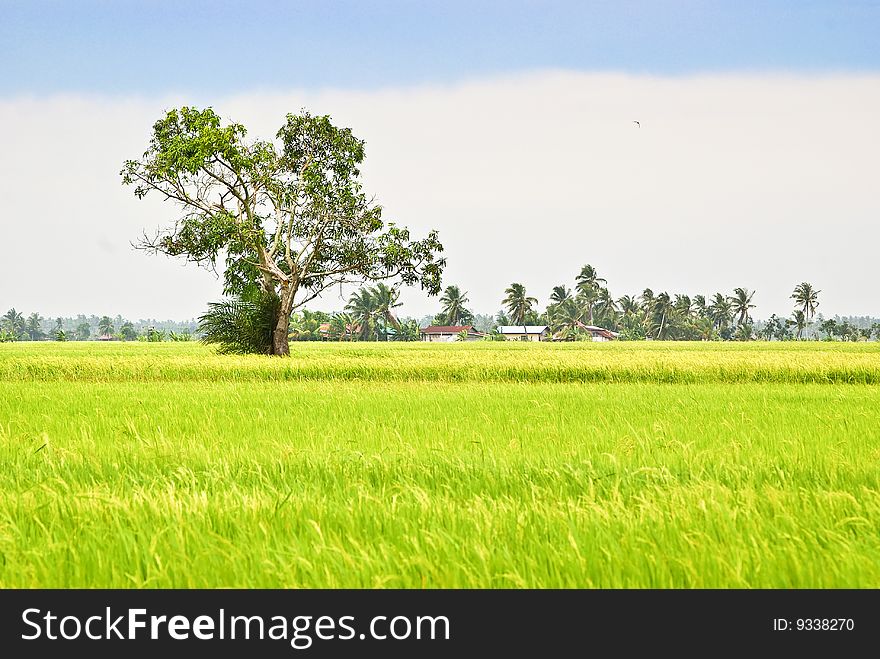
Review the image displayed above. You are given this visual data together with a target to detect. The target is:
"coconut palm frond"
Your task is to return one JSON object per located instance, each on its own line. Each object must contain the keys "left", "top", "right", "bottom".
{"left": 198, "top": 291, "right": 280, "bottom": 354}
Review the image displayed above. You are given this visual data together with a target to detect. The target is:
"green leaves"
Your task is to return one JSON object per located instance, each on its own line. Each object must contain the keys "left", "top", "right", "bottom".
{"left": 198, "top": 290, "right": 281, "bottom": 355}
{"left": 124, "top": 106, "right": 445, "bottom": 354}
{"left": 150, "top": 107, "right": 247, "bottom": 175}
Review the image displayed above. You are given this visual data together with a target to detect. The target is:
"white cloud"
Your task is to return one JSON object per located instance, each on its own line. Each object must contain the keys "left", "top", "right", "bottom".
{"left": 1, "top": 72, "right": 878, "bottom": 321}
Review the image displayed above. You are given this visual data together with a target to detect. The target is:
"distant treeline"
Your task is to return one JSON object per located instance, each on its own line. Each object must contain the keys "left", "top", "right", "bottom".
{"left": 0, "top": 311, "right": 197, "bottom": 342}
{"left": 3, "top": 267, "right": 879, "bottom": 343}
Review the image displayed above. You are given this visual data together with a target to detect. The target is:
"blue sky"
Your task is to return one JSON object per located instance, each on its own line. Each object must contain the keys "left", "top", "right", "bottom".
{"left": 2, "top": 2, "right": 879, "bottom": 320}
{"left": 2, "top": 1, "right": 879, "bottom": 94}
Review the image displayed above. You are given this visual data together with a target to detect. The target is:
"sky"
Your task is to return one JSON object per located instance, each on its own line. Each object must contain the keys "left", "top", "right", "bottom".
{"left": 1, "top": 1, "right": 879, "bottom": 321}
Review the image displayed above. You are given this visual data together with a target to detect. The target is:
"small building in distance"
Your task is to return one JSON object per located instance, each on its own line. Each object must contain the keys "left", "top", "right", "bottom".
{"left": 318, "top": 321, "right": 358, "bottom": 340}
{"left": 420, "top": 325, "right": 484, "bottom": 342}
{"left": 557, "top": 324, "right": 620, "bottom": 342}
{"left": 581, "top": 325, "right": 619, "bottom": 341}
{"left": 497, "top": 325, "right": 551, "bottom": 341}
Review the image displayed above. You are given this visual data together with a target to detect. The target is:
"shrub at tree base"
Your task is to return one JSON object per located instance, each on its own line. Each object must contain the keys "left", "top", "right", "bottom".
{"left": 198, "top": 291, "right": 281, "bottom": 355}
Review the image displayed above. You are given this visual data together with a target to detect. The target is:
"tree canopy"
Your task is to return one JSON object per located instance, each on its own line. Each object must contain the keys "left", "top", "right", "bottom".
{"left": 122, "top": 107, "right": 445, "bottom": 355}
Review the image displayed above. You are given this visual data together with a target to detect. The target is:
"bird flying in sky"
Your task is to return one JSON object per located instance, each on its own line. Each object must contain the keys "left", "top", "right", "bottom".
{"left": 633, "top": 120, "right": 640, "bottom": 127}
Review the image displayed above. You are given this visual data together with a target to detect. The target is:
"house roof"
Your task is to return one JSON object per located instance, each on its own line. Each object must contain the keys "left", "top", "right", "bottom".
{"left": 420, "top": 325, "right": 479, "bottom": 334}
{"left": 578, "top": 324, "right": 620, "bottom": 338}
{"left": 497, "top": 325, "right": 549, "bottom": 334}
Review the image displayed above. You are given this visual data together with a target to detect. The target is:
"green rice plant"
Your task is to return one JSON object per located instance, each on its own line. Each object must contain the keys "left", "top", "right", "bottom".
{"left": 1, "top": 340, "right": 879, "bottom": 384}
{"left": 0, "top": 342, "right": 878, "bottom": 588}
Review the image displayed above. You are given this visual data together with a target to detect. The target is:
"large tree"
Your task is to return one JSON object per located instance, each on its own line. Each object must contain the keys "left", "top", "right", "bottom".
{"left": 122, "top": 107, "right": 444, "bottom": 356}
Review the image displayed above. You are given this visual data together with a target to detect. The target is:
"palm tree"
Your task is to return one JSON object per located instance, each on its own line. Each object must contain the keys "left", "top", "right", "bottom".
{"left": 548, "top": 297, "right": 585, "bottom": 337}
{"left": 708, "top": 293, "right": 733, "bottom": 332}
{"left": 790, "top": 310, "right": 807, "bottom": 340}
{"left": 639, "top": 288, "right": 655, "bottom": 325}
{"left": 370, "top": 283, "right": 402, "bottom": 339}
{"left": 502, "top": 283, "right": 538, "bottom": 325}
{"left": 791, "top": 282, "right": 819, "bottom": 339}
{"left": 25, "top": 313, "right": 45, "bottom": 341}
{"left": 345, "top": 288, "right": 379, "bottom": 340}
{"left": 693, "top": 294, "right": 708, "bottom": 318}
{"left": 729, "top": 287, "right": 756, "bottom": 326}
{"left": 575, "top": 264, "right": 606, "bottom": 293}
{"left": 396, "top": 319, "right": 421, "bottom": 342}
{"left": 98, "top": 316, "right": 114, "bottom": 337}
{"left": 438, "top": 285, "right": 472, "bottom": 326}
{"left": 2, "top": 308, "right": 25, "bottom": 339}
{"left": 546, "top": 285, "right": 571, "bottom": 328}
{"left": 791, "top": 282, "right": 820, "bottom": 319}
{"left": 651, "top": 292, "right": 675, "bottom": 340}
{"left": 330, "top": 312, "right": 356, "bottom": 341}
{"left": 76, "top": 322, "right": 91, "bottom": 341}
{"left": 692, "top": 316, "right": 716, "bottom": 341}
{"left": 734, "top": 324, "right": 753, "bottom": 341}
{"left": 575, "top": 265, "right": 606, "bottom": 325}
{"left": 549, "top": 285, "right": 572, "bottom": 305}
{"left": 674, "top": 294, "right": 693, "bottom": 317}
{"left": 48, "top": 318, "right": 69, "bottom": 341}
{"left": 594, "top": 287, "right": 618, "bottom": 326}
{"left": 197, "top": 290, "right": 280, "bottom": 354}
{"left": 617, "top": 295, "right": 639, "bottom": 317}
{"left": 289, "top": 310, "right": 322, "bottom": 341}
{"left": 576, "top": 287, "right": 600, "bottom": 324}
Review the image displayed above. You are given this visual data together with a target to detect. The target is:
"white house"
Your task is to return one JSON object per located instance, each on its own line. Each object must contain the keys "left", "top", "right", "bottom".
{"left": 581, "top": 325, "right": 620, "bottom": 341}
{"left": 550, "top": 323, "right": 620, "bottom": 341}
{"left": 420, "top": 325, "right": 485, "bottom": 342}
{"left": 497, "top": 325, "right": 551, "bottom": 341}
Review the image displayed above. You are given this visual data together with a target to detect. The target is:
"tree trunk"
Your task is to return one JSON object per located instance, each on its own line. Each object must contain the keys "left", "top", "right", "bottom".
{"left": 272, "top": 312, "right": 290, "bottom": 356}
{"left": 271, "top": 288, "right": 295, "bottom": 357}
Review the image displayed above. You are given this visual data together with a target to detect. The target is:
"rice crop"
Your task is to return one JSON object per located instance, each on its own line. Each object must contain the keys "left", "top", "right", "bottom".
{"left": 1, "top": 342, "right": 878, "bottom": 588}
{"left": 1, "top": 340, "right": 879, "bottom": 384}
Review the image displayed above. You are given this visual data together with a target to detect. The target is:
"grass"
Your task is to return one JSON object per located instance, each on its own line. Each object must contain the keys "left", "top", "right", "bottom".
{"left": 1, "top": 341, "right": 879, "bottom": 587}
